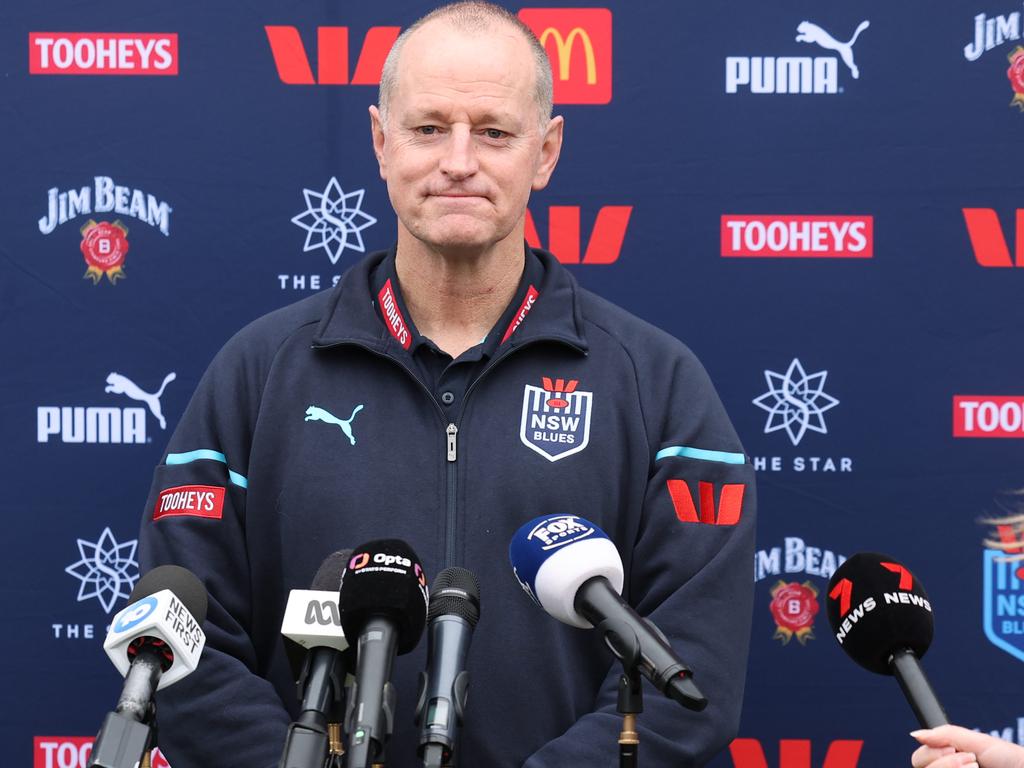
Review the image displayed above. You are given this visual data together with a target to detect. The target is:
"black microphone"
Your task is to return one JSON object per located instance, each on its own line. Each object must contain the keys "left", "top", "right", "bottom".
{"left": 279, "top": 550, "right": 353, "bottom": 768}
{"left": 825, "top": 552, "right": 948, "bottom": 728}
{"left": 89, "top": 565, "right": 207, "bottom": 768}
{"left": 339, "top": 540, "right": 429, "bottom": 768}
{"left": 415, "top": 567, "right": 481, "bottom": 768}
{"left": 509, "top": 515, "right": 706, "bottom": 711}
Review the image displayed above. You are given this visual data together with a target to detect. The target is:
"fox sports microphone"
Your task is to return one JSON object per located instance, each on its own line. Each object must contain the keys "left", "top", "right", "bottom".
{"left": 89, "top": 565, "right": 207, "bottom": 768}
{"left": 415, "top": 567, "right": 481, "bottom": 768}
{"left": 825, "top": 552, "right": 948, "bottom": 728}
{"left": 279, "top": 549, "right": 352, "bottom": 768}
{"left": 509, "top": 514, "right": 706, "bottom": 711}
{"left": 339, "top": 539, "right": 429, "bottom": 768}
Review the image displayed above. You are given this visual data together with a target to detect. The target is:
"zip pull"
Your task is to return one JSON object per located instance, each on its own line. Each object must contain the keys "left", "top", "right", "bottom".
{"left": 446, "top": 423, "right": 458, "bottom": 462}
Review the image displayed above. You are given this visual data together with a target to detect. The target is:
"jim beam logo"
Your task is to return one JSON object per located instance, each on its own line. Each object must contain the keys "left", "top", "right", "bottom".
{"left": 520, "top": 377, "right": 593, "bottom": 462}
{"left": 769, "top": 580, "right": 820, "bottom": 644}
{"left": 980, "top": 493, "right": 1024, "bottom": 663}
{"left": 38, "top": 176, "right": 172, "bottom": 285}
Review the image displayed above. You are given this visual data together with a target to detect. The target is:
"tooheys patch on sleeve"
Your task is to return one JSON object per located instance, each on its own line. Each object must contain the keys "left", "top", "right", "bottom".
{"left": 153, "top": 485, "right": 225, "bottom": 520}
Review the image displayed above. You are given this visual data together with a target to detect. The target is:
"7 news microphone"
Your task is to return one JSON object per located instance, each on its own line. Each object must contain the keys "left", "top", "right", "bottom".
{"left": 509, "top": 514, "right": 706, "bottom": 711}
{"left": 415, "top": 567, "right": 481, "bottom": 768}
{"left": 825, "top": 552, "right": 949, "bottom": 728}
{"left": 339, "top": 539, "right": 429, "bottom": 768}
{"left": 279, "top": 550, "right": 352, "bottom": 768}
{"left": 89, "top": 565, "right": 207, "bottom": 768}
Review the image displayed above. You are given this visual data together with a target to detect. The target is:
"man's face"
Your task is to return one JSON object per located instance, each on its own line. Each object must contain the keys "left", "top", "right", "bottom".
{"left": 370, "top": 21, "right": 563, "bottom": 255}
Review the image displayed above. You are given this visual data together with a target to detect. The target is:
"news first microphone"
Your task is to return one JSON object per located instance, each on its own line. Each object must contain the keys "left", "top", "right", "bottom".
{"left": 415, "top": 567, "right": 481, "bottom": 768}
{"left": 340, "top": 539, "right": 429, "bottom": 768}
{"left": 509, "top": 514, "right": 706, "bottom": 711}
{"left": 825, "top": 552, "right": 949, "bottom": 728}
{"left": 89, "top": 565, "right": 207, "bottom": 768}
{"left": 279, "top": 549, "right": 353, "bottom": 768}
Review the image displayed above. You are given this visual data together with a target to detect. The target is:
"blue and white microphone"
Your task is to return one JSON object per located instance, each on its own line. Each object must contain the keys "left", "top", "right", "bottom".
{"left": 509, "top": 515, "right": 706, "bottom": 711}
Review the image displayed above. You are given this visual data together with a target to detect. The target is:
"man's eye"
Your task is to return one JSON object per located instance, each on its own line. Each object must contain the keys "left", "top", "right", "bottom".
{"left": 484, "top": 128, "right": 506, "bottom": 140}
{"left": 417, "top": 126, "right": 438, "bottom": 135}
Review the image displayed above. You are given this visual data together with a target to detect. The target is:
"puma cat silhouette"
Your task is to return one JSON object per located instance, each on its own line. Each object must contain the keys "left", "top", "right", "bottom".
{"left": 105, "top": 372, "right": 176, "bottom": 430}
{"left": 305, "top": 404, "right": 364, "bottom": 446}
{"left": 796, "top": 20, "right": 870, "bottom": 79}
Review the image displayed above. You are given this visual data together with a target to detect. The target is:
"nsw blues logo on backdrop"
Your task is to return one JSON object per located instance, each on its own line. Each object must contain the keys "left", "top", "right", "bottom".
{"left": 983, "top": 548, "right": 1024, "bottom": 663}
{"left": 520, "top": 377, "right": 593, "bottom": 462}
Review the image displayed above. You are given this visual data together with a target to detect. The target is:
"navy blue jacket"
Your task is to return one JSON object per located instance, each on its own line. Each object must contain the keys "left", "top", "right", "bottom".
{"left": 139, "top": 247, "right": 756, "bottom": 767}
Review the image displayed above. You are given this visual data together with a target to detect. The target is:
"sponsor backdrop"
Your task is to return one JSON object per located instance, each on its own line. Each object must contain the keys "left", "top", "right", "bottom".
{"left": 2, "top": 0, "right": 1023, "bottom": 765}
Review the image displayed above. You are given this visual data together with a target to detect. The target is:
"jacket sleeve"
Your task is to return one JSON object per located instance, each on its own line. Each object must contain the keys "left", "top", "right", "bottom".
{"left": 523, "top": 348, "right": 756, "bottom": 767}
{"left": 137, "top": 334, "right": 290, "bottom": 768}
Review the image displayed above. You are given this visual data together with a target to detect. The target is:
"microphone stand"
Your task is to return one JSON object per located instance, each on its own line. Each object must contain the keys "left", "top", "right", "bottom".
{"left": 617, "top": 667, "right": 643, "bottom": 768}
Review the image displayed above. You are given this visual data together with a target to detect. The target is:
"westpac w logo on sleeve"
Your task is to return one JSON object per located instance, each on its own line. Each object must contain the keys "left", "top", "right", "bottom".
{"left": 520, "top": 377, "right": 593, "bottom": 462}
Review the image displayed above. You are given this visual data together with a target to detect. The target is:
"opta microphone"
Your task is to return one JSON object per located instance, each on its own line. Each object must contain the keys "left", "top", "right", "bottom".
{"left": 279, "top": 550, "right": 352, "bottom": 768}
{"left": 825, "top": 552, "right": 948, "bottom": 728}
{"left": 339, "top": 539, "right": 429, "bottom": 768}
{"left": 89, "top": 565, "right": 207, "bottom": 768}
{"left": 415, "top": 567, "right": 481, "bottom": 768}
{"left": 509, "top": 514, "right": 706, "bottom": 711}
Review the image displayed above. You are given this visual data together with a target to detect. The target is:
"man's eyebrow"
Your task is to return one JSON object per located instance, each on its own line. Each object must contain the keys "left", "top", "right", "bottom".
{"left": 405, "top": 106, "right": 522, "bottom": 128}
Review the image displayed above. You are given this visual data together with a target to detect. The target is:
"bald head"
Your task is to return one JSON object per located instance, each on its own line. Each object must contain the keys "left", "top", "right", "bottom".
{"left": 378, "top": 2, "right": 553, "bottom": 129}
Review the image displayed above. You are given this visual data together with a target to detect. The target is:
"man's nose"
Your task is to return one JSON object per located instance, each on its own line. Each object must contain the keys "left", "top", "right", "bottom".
{"left": 439, "top": 126, "right": 479, "bottom": 180}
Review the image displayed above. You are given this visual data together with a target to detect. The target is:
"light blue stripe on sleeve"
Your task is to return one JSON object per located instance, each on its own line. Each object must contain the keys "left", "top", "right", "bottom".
{"left": 166, "top": 449, "right": 249, "bottom": 488}
{"left": 655, "top": 445, "right": 746, "bottom": 465}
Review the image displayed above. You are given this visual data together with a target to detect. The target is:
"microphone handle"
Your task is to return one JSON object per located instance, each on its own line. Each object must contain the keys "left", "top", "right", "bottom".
{"left": 116, "top": 645, "right": 164, "bottom": 723}
{"left": 889, "top": 648, "right": 949, "bottom": 728}
{"left": 346, "top": 617, "right": 398, "bottom": 768}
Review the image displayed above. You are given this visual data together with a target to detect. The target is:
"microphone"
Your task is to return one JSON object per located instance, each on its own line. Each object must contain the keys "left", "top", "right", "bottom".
{"left": 509, "top": 514, "right": 706, "bottom": 711}
{"left": 415, "top": 567, "right": 481, "bottom": 768}
{"left": 339, "top": 540, "right": 429, "bottom": 768}
{"left": 825, "top": 552, "right": 948, "bottom": 728}
{"left": 89, "top": 565, "right": 207, "bottom": 768}
{"left": 279, "top": 550, "right": 353, "bottom": 768}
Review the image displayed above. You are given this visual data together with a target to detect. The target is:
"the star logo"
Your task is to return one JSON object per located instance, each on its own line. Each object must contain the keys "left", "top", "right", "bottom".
{"left": 65, "top": 527, "right": 140, "bottom": 614}
{"left": 752, "top": 358, "right": 839, "bottom": 446}
{"left": 291, "top": 177, "right": 377, "bottom": 265}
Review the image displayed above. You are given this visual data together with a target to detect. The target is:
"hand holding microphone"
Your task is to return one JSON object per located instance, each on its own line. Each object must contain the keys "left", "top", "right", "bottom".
{"left": 911, "top": 726, "right": 1024, "bottom": 768}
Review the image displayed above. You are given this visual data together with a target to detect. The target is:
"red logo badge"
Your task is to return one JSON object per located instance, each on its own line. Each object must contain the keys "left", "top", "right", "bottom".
{"left": 80, "top": 219, "right": 129, "bottom": 284}
{"left": 768, "top": 580, "right": 820, "bottom": 644}
{"left": 153, "top": 485, "right": 225, "bottom": 521}
{"left": 518, "top": 9, "right": 612, "bottom": 104}
{"left": 953, "top": 396, "right": 1024, "bottom": 437}
{"left": 666, "top": 479, "right": 745, "bottom": 526}
{"left": 720, "top": 215, "right": 873, "bottom": 258}
{"left": 377, "top": 279, "right": 412, "bottom": 350}
{"left": 1009, "top": 46, "right": 1024, "bottom": 111}
{"left": 501, "top": 285, "right": 540, "bottom": 343}
{"left": 29, "top": 33, "right": 178, "bottom": 75}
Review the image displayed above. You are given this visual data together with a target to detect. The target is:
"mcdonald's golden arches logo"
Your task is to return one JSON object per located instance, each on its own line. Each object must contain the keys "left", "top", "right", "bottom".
{"left": 518, "top": 8, "right": 612, "bottom": 104}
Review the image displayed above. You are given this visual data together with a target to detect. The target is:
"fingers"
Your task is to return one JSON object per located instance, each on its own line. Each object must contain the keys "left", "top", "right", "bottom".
{"left": 910, "top": 744, "right": 978, "bottom": 768}
{"left": 912, "top": 726, "right": 993, "bottom": 754}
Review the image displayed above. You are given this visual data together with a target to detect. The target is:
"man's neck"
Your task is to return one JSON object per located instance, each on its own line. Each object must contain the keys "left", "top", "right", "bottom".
{"left": 395, "top": 231, "right": 525, "bottom": 359}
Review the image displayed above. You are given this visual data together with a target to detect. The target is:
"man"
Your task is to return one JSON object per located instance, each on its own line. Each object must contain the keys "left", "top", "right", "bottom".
{"left": 139, "top": 3, "right": 756, "bottom": 766}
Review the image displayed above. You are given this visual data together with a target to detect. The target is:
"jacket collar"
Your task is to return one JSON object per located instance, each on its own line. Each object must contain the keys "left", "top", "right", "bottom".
{"left": 311, "top": 245, "right": 588, "bottom": 356}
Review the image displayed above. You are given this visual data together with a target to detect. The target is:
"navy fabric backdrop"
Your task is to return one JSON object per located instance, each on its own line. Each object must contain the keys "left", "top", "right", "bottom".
{"left": 3, "top": 1, "right": 1024, "bottom": 765}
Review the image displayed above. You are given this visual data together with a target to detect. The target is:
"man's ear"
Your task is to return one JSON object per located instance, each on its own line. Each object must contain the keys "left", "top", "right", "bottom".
{"left": 369, "top": 105, "right": 387, "bottom": 181}
{"left": 532, "top": 115, "right": 564, "bottom": 191}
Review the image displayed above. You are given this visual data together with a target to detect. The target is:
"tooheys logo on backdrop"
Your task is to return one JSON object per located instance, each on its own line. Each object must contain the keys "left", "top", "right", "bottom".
{"left": 963, "top": 208, "right": 1024, "bottom": 267}
{"left": 37, "top": 371, "right": 176, "bottom": 444}
{"left": 265, "top": 7, "right": 613, "bottom": 105}
{"left": 33, "top": 738, "right": 170, "bottom": 768}
{"left": 978, "top": 496, "right": 1024, "bottom": 663}
{"left": 29, "top": 33, "right": 178, "bottom": 75}
{"left": 963, "top": 6, "right": 1024, "bottom": 111}
{"left": 721, "top": 216, "right": 873, "bottom": 258}
{"left": 953, "top": 396, "right": 1024, "bottom": 437}
{"left": 755, "top": 537, "right": 846, "bottom": 647}
{"left": 727, "top": 738, "right": 864, "bottom": 768}
{"left": 38, "top": 176, "right": 172, "bottom": 284}
{"left": 750, "top": 358, "right": 853, "bottom": 473}
{"left": 727, "top": 19, "right": 870, "bottom": 95}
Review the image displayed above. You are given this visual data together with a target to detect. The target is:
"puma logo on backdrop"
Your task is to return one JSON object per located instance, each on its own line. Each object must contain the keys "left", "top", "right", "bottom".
{"left": 795, "top": 20, "right": 870, "bottom": 79}
{"left": 305, "top": 404, "right": 364, "bottom": 445}
{"left": 105, "top": 372, "right": 176, "bottom": 429}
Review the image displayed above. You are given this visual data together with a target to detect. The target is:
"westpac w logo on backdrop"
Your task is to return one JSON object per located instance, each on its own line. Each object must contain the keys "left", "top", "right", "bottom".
{"left": 520, "top": 377, "right": 593, "bottom": 462}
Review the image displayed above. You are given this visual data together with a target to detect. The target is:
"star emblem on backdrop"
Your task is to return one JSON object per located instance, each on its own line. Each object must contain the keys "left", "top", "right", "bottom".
{"left": 752, "top": 358, "right": 840, "bottom": 446}
{"left": 65, "top": 527, "right": 140, "bottom": 614}
{"left": 291, "top": 177, "right": 378, "bottom": 265}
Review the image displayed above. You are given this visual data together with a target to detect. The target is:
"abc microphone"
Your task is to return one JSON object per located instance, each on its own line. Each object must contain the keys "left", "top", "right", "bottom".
{"left": 509, "top": 515, "right": 706, "bottom": 711}
{"left": 279, "top": 550, "right": 352, "bottom": 768}
{"left": 89, "top": 565, "right": 207, "bottom": 768}
{"left": 825, "top": 552, "right": 949, "bottom": 728}
{"left": 339, "top": 540, "right": 429, "bottom": 768}
{"left": 415, "top": 567, "right": 481, "bottom": 768}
